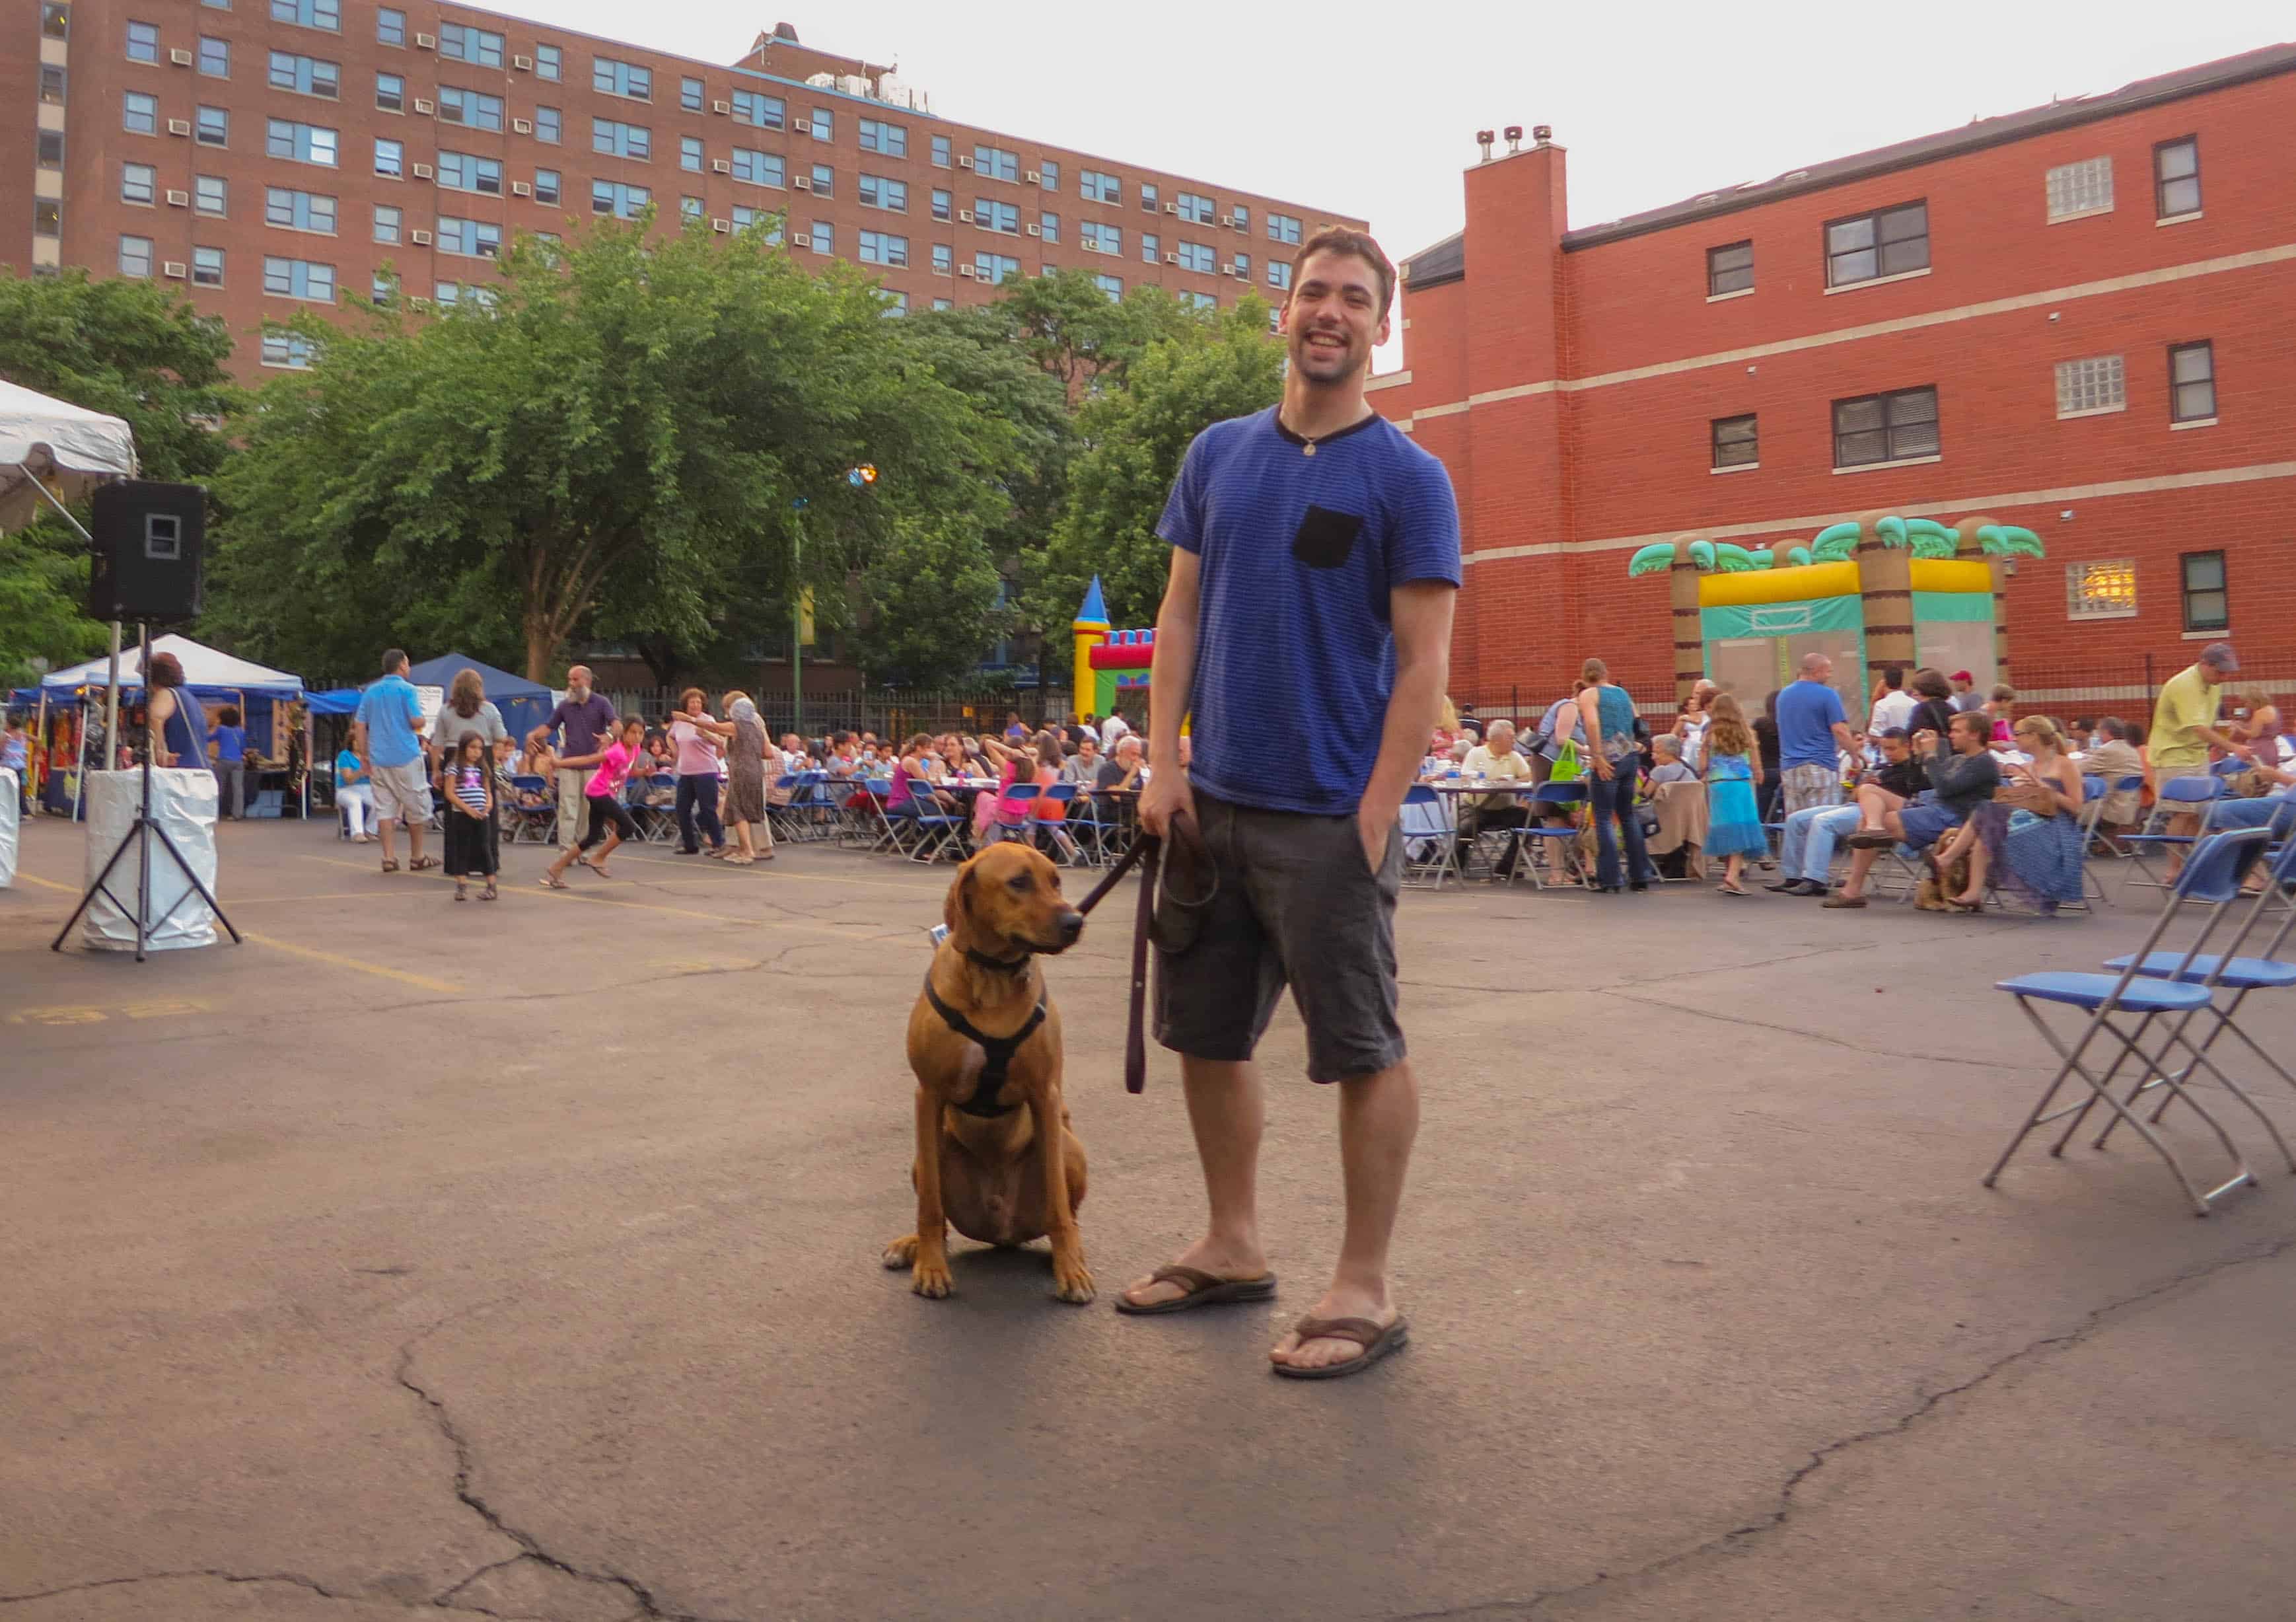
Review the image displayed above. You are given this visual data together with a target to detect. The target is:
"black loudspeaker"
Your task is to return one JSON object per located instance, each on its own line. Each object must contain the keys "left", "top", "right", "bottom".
{"left": 89, "top": 480, "right": 207, "bottom": 623}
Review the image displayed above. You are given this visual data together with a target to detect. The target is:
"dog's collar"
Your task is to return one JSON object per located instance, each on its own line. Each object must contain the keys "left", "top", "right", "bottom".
{"left": 964, "top": 945, "right": 1034, "bottom": 975}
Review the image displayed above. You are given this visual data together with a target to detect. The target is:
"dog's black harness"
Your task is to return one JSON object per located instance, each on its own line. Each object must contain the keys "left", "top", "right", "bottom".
{"left": 923, "top": 963, "right": 1048, "bottom": 1119}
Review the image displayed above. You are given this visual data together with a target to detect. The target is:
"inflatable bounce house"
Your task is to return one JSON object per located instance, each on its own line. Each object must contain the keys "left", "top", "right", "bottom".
{"left": 1071, "top": 576, "right": 1154, "bottom": 719}
{"left": 1628, "top": 510, "right": 2044, "bottom": 717}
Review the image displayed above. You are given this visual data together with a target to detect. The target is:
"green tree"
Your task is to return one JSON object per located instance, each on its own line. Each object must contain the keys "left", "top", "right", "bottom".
{"left": 974, "top": 269, "right": 1201, "bottom": 392}
{"left": 1028, "top": 296, "right": 1283, "bottom": 630}
{"left": 209, "top": 217, "right": 1026, "bottom": 684}
{"left": 0, "top": 272, "right": 238, "bottom": 686}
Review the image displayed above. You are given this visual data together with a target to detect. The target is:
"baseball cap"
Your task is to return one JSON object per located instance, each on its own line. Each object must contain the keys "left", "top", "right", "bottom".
{"left": 1951, "top": 670, "right": 1974, "bottom": 684}
{"left": 2200, "top": 642, "right": 2239, "bottom": 671}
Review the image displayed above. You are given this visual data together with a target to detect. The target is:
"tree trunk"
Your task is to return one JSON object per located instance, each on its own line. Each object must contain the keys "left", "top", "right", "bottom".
{"left": 524, "top": 614, "right": 556, "bottom": 684}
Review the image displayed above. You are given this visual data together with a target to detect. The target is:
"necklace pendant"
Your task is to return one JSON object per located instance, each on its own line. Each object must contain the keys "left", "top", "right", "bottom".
{"left": 1302, "top": 442, "right": 1316, "bottom": 457}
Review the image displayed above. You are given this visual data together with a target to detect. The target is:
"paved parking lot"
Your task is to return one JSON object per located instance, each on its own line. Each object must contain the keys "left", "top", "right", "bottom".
{"left": 3, "top": 816, "right": 2293, "bottom": 1621}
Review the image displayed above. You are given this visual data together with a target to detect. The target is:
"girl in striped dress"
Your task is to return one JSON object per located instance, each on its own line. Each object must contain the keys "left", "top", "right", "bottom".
{"left": 443, "top": 733, "right": 498, "bottom": 901}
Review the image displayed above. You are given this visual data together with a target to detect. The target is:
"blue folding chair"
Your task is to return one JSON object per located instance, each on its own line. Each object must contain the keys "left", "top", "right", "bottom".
{"left": 1398, "top": 783, "right": 1458, "bottom": 887}
{"left": 1028, "top": 782, "right": 1092, "bottom": 865}
{"left": 1985, "top": 827, "right": 2276, "bottom": 1215}
{"left": 2122, "top": 775, "right": 2221, "bottom": 891}
{"left": 983, "top": 782, "right": 1040, "bottom": 845}
{"left": 1511, "top": 780, "right": 1588, "bottom": 889}
{"left": 505, "top": 772, "right": 556, "bottom": 844}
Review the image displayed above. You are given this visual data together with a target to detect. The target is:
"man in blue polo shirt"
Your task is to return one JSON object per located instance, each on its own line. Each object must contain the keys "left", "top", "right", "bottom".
{"left": 1775, "top": 652, "right": 1856, "bottom": 815}
{"left": 1120, "top": 227, "right": 1460, "bottom": 1382}
{"left": 353, "top": 647, "right": 435, "bottom": 873}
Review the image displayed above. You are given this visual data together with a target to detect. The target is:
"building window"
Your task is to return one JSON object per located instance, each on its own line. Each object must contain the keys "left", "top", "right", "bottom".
{"left": 860, "top": 174, "right": 908, "bottom": 212}
{"left": 1711, "top": 414, "right": 1757, "bottom": 469}
{"left": 858, "top": 229, "right": 908, "bottom": 268}
{"left": 268, "top": 50, "right": 339, "bottom": 98}
{"left": 931, "top": 188, "right": 951, "bottom": 222}
{"left": 120, "top": 235, "right": 155, "bottom": 277}
{"left": 808, "top": 108, "right": 832, "bottom": 141}
{"left": 1141, "top": 231, "right": 1159, "bottom": 264}
{"left": 376, "top": 7, "right": 403, "bottom": 46}
{"left": 591, "top": 180, "right": 649, "bottom": 219}
{"left": 1080, "top": 170, "right": 1121, "bottom": 205}
{"left": 810, "top": 163, "right": 832, "bottom": 198}
{"left": 1040, "top": 212, "right": 1059, "bottom": 244}
{"left": 882, "top": 291, "right": 908, "bottom": 316}
{"left": 195, "top": 106, "right": 230, "bottom": 147}
{"left": 271, "top": 0, "right": 340, "bottom": 30}
{"left": 265, "top": 186, "right": 337, "bottom": 233}
{"left": 41, "top": 63, "right": 68, "bottom": 104}
{"left": 2044, "top": 156, "right": 2113, "bottom": 221}
{"left": 42, "top": 3, "right": 69, "bottom": 39}
{"left": 1176, "top": 240, "right": 1215, "bottom": 274}
{"left": 261, "top": 332, "right": 314, "bottom": 369}
{"left": 931, "top": 243, "right": 952, "bottom": 275}
{"left": 678, "top": 195, "right": 702, "bottom": 222}
{"left": 2153, "top": 137, "right": 2200, "bottom": 221}
{"left": 809, "top": 223, "right": 831, "bottom": 255}
{"left": 534, "top": 170, "right": 559, "bottom": 205}
{"left": 195, "top": 175, "right": 227, "bottom": 214}
{"left": 535, "top": 107, "right": 560, "bottom": 144}
{"left": 2054, "top": 355, "right": 2125, "bottom": 418}
{"left": 370, "top": 272, "right": 395, "bottom": 307}
{"left": 973, "top": 145, "right": 1019, "bottom": 182}
{"left": 974, "top": 198, "right": 1019, "bottom": 234}
{"left": 592, "top": 118, "right": 651, "bottom": 160}
{"left": 126, "top": 20, "right": 160, "bottom": 62}
{"left": 373, "top": 203, "right": 400, "bottom": 242}
{"left": 731, "top": 91, "right": 783, "bottom": 130}
{"left": 34, "top": 200, "right": 62, "bottom": 239}
{"left": 39, "top": 131, "right": 66, "bottom": 170}
{"left": 592, "top": 57, "right": 651, "bottom": 100}
{"left": 124, "top": 92, "right": 159, "bottom": 135}
{"left": 1268, "top": 260, "right": 1292, "bottom": 291}
{"left": 192, "top": 246, "right": 223, "bottom": 287}
{"left": 681, "top": 135, "right": 703, "bottom": 173}
{"left": 439, "top": 88, "right": 505, "bottom": 132}
{"left": 437, "top": 151, "right": 502, "bottom": 195}
{"left": 2065, "top": 560, "right": 2137, "bottom": 620}
{"left": 373, "top": 137, "right": 402, "bottom": 176}
{"left": 1233, "top": 205, "right": 1250, "bottom": 233}
{"left": 1182, "top": 291, "right": 1215, "bottom": 311}
{"left": 375, "top": 72, "right": 404, "bottom": 112}
{"left": 1266, "top": 211, "right": 1301, "bottom": 245}
{"left": 198, "top": 36, "right": 231, "bottom": 76}
{"left": 1094, "top": 274, "right": 1123, "bottom": 300}
{"left": 731, "top": 149, "right": 783, "bottom": 188}
{"left": 262, "top": 256, "right": 334, "bottom": 300}
{"left": 1832, "top": 385, "right": 1939, "bottom": 468}
{"left": 1140, "top": 184, "right": 1160, "bottom": 214}
{"left": 1824, "top": 201, "right": 1927, "bottom": 287}
{"left": 859, "top": 118, "right": 907, "bottom": 158}
{"left": 122, "top": 163, "right": 157, "bottom": 206}
{"left": 976, "top": 251, "right": 1020, "bottom": 285}
{"left": 1176, "top": 190, "right": 1215, "bottom": 224}
{"left": 679, "top": 75, "right": 701, "bottom": 111}
{"left": 266, "top": 119, "right": 338, "bottom": 165}
{"left": 730, "top": 205, "right": 772, "bottom": 237}
{"left": 536, "top": 44, "right": 563, "bottom": 82}
{"left": 438, "top": 23, "right": 503, "bottom": 66}
{"left": 930, "top": 134, "right": 951, "bottom": 168}
{"left": 2169, "top": 342, "right": 2215, "bottom": 423}
{"left": 1081, "top": 221, "right": 1120, "bottom": 255}
{"left": 2180, "top": 551, "right": 2228, "bottom": 632}
{"left": 933, "top": 298, "right": 953, "bottom": 311}
{"left": 432, "top": 281, "right": 459, "bottom": 307}
{"left": 437, "top": 216, "right": 501, "bottom": 258}
{"left": 1707, "top": 240, "right": 1753, "bottom": 296}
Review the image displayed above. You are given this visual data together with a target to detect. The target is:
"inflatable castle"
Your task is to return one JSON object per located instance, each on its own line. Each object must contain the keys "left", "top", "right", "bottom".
{"left": 1071, "top": 576, "right": 1154, "bottom": 719}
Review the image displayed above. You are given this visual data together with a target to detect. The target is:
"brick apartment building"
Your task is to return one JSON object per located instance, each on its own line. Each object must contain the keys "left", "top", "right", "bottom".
{"left": 7, "top": 3, "right": 1359, "bottom": 375}
{"left": 1371, "top": 44, "right": 2296, "bottom": 721}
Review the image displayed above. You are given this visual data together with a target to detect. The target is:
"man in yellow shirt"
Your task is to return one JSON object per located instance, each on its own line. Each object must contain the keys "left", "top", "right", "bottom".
{"left": 1458, "top": 718, "right": 1536, "bottom": 879}
{"left": 2149, "top": 642, "right": 2250, "bottom": 873}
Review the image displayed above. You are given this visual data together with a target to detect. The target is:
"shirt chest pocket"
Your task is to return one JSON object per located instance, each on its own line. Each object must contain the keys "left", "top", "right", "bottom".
{"left": 1291, "top": 504, "right": 1365, "bottom": 570}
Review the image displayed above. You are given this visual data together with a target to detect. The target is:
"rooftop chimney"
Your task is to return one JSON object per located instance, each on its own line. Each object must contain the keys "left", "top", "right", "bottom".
{"left": 1503, "top": 125, "right": 1523, "bottom": 154}
{"left": 1476, "top": 129, "right": 1495, "bottom": 163}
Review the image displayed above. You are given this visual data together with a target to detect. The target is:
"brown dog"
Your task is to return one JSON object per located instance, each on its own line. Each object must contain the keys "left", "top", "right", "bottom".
{"left": 882, "top": 842, "right": 1093, "bottom": 1302}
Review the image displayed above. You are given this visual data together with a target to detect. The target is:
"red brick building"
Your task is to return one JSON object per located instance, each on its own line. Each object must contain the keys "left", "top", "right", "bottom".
{"left": 1373, "top": 44, "right": 2296, "bottom": 721}
{"left": 10, "top": 3, "right": 1357, "bottom": 375}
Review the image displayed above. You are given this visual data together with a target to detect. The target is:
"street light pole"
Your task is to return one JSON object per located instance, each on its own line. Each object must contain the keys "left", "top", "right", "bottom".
{"left": 789, "top": 501, "right": 806, "bottom": 737}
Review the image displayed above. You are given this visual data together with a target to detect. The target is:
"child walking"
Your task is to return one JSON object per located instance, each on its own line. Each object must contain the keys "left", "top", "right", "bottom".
{"left": 1703, "top": 692, "right": 1768, "bottom": 897}
{"left": 443, "top": 733, "right": 499, "bottom": 901}
{"left": 542, "top": 716, "right": 644, "bottom": 889}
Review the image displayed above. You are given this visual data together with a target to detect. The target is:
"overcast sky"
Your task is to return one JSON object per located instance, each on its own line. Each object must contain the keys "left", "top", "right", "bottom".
{"left": 480, "top": 0, "right": 2289, "bottom": 369}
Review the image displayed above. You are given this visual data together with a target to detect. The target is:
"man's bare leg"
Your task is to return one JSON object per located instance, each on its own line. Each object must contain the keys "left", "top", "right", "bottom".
{"left": 1120, "top": 1056, "right": 1269, "bottom": 1307}
{"left": 406, "top": 816, "right": 427, "bottom": 866}
{"left": 376, "top": 816, "right": 398, "bottom": 867}
{"left": 1272, "top": 1059, "right": 1419, "bottom": 1372}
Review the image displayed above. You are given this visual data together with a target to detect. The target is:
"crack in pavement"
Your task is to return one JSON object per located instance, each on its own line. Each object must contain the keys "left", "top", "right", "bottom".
{"left": 0, "top": 1571, "right": 360, "bottom": 1609}
{"left": 1384, "top": 1233, "right": 2296, "bottom": 1621}
{"left": 1596, "top": 984, "right": 2023, "bottom": 1073}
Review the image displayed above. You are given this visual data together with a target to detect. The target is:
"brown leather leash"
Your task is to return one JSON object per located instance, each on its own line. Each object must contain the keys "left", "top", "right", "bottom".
{"left": 1071, "top": 830, "right": 1161, "bottom": 1094}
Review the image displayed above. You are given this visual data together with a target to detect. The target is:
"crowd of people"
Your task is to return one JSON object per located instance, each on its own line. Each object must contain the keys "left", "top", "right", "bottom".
{"left": 1420, "top": 642, "right": 2293, "bottom": 916}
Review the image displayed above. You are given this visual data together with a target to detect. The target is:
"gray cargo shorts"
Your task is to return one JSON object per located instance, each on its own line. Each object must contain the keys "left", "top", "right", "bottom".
{"left": 1153, "top": 790, "right": 1406, "bottom": 1084}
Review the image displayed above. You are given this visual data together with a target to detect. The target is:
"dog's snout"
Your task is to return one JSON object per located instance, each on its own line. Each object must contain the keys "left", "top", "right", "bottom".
{"left": 1058, "top": 909, "right": 1085, "bottom": 942}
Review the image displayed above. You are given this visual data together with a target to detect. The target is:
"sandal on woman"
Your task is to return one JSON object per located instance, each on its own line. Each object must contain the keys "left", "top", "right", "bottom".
{"left": 454, "top": 884, "right": 468, "bottom": 901}
{"left": 380, "top": 859, "right": 400, "bottom": 874}
{"left": 481, "top": 881, "right": 498, "bottom": 901}
{"left": 410, "top": 856, "right": 440, "bottom": 871}
{"left": 1717, "top": 883, "right": 1750, "bottom": 897}
{"left": 725, "top": 854, "right": 754, "bottom": 866}
{"left": 538, "top": 873, "right": 570, "bottom": 891}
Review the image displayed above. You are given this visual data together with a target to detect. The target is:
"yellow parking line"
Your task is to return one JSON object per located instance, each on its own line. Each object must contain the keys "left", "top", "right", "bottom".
{"left": 240, "top": 932, "right": 461, "bottom": 992}
{"left": 604, "top": 850, "right": 939, "bottom": 895}
{"left": 532, "top": 883, "right": 894, "bottom": 940}
{"left": 12, "top": 873, "right": 75, "bottom": 893}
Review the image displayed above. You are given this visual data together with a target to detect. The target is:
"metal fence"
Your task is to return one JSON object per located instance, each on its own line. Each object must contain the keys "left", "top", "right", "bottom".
{"left": 597, "top": 685, "right": 1081, "bottom": 743}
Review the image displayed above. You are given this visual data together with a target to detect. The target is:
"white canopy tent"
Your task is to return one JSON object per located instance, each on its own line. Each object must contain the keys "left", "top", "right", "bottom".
{"left": 0, "top": 377, "right": 138, "bottom": 535}
{"left": 39, "top": 635, "right": 302, "bottom": 700}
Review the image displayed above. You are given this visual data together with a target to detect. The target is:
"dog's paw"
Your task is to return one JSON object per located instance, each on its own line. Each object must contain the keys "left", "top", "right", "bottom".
{"left": 1051, "top": 1253, "right": 1096, "bottom": 1305}
{"left": 911, "top": 1255, "right": 954, "bottom": 1298}
{"left": 881, "top": 1235, "right": 919, "bottom": 1270}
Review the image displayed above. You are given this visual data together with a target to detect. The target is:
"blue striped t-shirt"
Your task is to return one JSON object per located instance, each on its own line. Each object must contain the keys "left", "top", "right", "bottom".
{"left": 1157, "top": 406, "right": 1462, "bottom": 815}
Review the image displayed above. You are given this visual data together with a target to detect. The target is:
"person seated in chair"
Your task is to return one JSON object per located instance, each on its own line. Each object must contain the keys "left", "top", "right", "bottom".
{"left": 2079, "top": 716, "right": 2145, "bottom": 846}
{"left": 1770, "top": 727, "right": 1923, "bottom": 897}
{"left": 1647, "top": 733, "right": 1697, "bottom": 786}
{"left": 1827, "top": 712, "right": 1999, "bottom": 907}
{"left": 1454, "top": 719, "right": 1534, "bottom": 879}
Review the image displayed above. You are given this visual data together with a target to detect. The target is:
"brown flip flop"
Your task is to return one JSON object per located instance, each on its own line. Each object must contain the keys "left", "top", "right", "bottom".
{"left": 1272, "top": 1313, "right": 1410, "bottom": 1380}
{"left": 1113, "top": 1263, "right": 1277, "bottom": 1315}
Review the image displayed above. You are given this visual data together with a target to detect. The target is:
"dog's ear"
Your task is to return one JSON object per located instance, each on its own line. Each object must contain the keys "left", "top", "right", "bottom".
{"left": 945, "top": 862, "right": 973, "bottom": 937}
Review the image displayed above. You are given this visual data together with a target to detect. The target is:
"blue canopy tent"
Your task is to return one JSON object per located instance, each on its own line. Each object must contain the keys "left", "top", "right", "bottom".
{"left": 405, "top": 654, "right": 556, "bottom": 745}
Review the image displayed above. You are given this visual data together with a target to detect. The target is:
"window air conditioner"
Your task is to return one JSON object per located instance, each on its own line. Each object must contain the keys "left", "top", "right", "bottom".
{"left": 167, "top": 118, "right": 192, "bottom": 136}
{"left": 165, "top": 189, "right": 190, "bottom": 207}
{"left": 513, "top": 54, "right": 532, "bottom": 70}
{"left": 711, "top": 218, "right": 731, "bottom": 233}
{"left": 512, "top": 118, "right": 532, "bottom": 133}
{"left": 711, "top": 158, "right": 730, "bottom": 173}
{"left": 511, "top": 180, "right": 531, "bottom": 196}
{"left": 414, "top": 32, "right": 436, "bottom": 48}
{"left": 1024, "top": 223, "right": 1039, "bottom": 237}
{"left": 412, "top": 161, "right": 435, "bottom": 178}
{"left": 958, "top": 209, "right": 975, "bottom": 223}
{"left": 410, "top": 228, "right": 433, "bottom": 244}
{"left": 162, "top": 261, "right": 187, "bottom": 278}
{"left": 413, "top": 97, "right": 435, "bottom": 114}
{"left": 712, "top": 100, "right": 731, "bottom": 114}
{"left": 169, "top": 48, "right": 194, "bottom": 65}
{"left": 1024, "top": 170, "right": 1041, "bottom": 184}
{"left": 956, "top": 155, "right": 974, "bottom": 168}
{"left": 793, "top": 175, "right": 810, "bottom": 190}
{"left": 791, "top": 233, "right": 810, "bottom": 248}
{"left": 1164, "top": 252, "right": 1179, "bottom": 264}
{"left": 1163, "top": 202, "right": 1178, "bottom": 213}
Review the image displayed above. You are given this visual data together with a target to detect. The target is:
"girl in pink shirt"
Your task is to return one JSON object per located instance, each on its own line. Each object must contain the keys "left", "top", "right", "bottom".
{"left": 542, "top": 716, "right": 643, "bottom": 888}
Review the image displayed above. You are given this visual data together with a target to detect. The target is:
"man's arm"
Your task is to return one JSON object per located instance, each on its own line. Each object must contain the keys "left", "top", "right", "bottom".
{"left": 1357, "top": 581, "right": 1456, "bottom": 867}
{"left": 1137, "top": 548, "right": 1200, "bottom": 838}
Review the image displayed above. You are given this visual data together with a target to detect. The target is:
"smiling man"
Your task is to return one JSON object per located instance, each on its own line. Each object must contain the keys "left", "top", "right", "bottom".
{"left": 1124, "top": 229, "right": 1461, "bottom": 1381}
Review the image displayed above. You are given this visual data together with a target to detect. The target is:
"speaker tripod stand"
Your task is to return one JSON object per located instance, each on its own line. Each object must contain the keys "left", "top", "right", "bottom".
{"left": 50, "top": 622, "right": 241, "bottom": 962}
